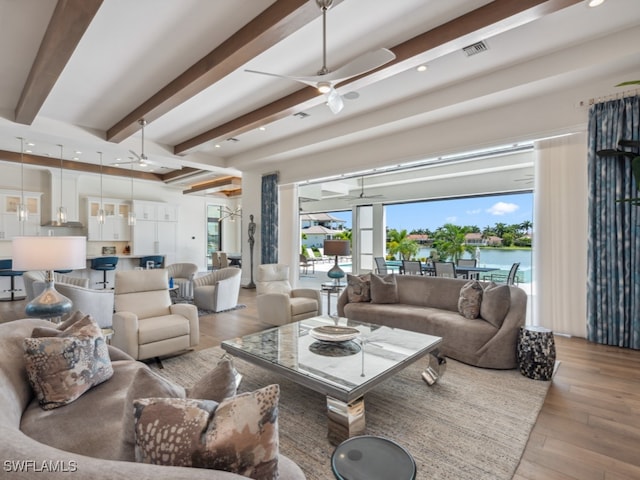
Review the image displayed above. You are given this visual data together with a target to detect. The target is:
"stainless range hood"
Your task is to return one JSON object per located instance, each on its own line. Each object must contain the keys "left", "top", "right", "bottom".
{"left": 41, "top": 220, "right": 84, "bottom": 228}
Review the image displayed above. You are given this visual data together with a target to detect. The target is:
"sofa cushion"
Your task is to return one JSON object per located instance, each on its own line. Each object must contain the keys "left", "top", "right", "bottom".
{"left": 346, "top": 273, "right": 371, "bottom": 303}
{"left": 23, "top": 315, "right": 113, "bottom": 410}
{"left": 21, "top": 360, "right": 185, "bottom": 461}
{"left": 370, "top": 274, "right": 398, "bottom": 304}
{"left": 138, "top": 314, "right": 191, "bottom": 344}
{"left": 480, "top": 282, "right": 511, "bottom": 328}
{"left": 134, "top": 384, "right": 280, "bottom": 479}
{"left": 187, "top": 357, "right": 238, "bottom": 402}
{"left": 289, "top": 296, "right": 318, "bottom": 316}
{"left": 458, "top": 280, "right": 483, "bottom": 319}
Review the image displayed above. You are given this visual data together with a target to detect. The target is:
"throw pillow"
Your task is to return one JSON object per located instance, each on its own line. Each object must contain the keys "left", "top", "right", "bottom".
{"left": 23, "top": 314, "right": 113, "bottom": 410}
{"left": 30, "top": 310, "right": 86, "bottom": 337}
{"left": 134, "top": 384, "right": 280, "bottom": 480}
{"left": 346, "top": 273, "right": 371, "bottom": 303}
{"left": 370, "top": 273, "right": 398, "bottom": 304}
{"left": 187, "top": 357, "right": 238, "bottom": 402}
{"left": 480, "top": 282, "right": 511, "bottom": 328}
{"left": 458, "top": 280, "right": 483, "bottom": 319}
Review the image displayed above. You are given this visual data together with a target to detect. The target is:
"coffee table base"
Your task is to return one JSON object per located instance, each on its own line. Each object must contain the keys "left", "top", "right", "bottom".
{"left": 327, "top": 396, "right": 365, "bottom": 445}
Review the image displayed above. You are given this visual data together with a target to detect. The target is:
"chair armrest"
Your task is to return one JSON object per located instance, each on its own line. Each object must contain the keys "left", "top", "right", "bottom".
{"left": 112, "top": 312, "right": 140, "bottom": 359}
{"left": 337, "top": 288, "right": 349, "bottom": 317}
{"left": 170, "top": 303, "right": 199, "bottom": 347}
{"left": 291, "top": 288, "right": 321, "bottom": 305}
{"left": 107, "top": 344, "right": 135, "bottom": 362}
{"left": 257, "top": 293, "right": 292, "bottom": 326}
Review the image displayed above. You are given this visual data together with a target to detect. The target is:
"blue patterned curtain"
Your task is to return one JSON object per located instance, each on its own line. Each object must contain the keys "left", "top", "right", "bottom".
{"left": 587, "top": 95, "right": 640, "bottom": 349}
{"left": 261, "top": 173, "right": 279, "bottom": 264}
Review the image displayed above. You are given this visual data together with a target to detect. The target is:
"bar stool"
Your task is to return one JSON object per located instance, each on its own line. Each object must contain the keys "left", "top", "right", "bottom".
{"left": 0, "top": 259, "right": 25, "bottom": 301}
{"left": 516, "top": 325, "right": 556, "bottom": 380}
{"left": 139, "top": 255, "right": 164, "bottom": 269}
{"left": 91, "top": 257, "right": 119, "bottom": 289}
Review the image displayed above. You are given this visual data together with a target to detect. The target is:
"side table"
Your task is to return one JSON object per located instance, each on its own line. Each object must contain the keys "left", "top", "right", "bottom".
{"left": 321, "top": 282, "right": 344, "bottom": 317}
{"left": 516, "top": 325, "right": 556, "bottom": 380}
{"left": 332, "top": 435, "right": 416, "bottom": 480}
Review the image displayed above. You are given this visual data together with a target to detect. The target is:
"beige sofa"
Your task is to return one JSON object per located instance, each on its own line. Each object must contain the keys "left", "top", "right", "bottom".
{"left": 337, "top": 275, "right": 527, "bottom": 369}
{"left": 0, "top": 318, "right": 305, "bottom": 479}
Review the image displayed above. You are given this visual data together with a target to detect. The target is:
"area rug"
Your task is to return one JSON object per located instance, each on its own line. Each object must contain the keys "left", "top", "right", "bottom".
{"left": 151, "top": 347, "right": 552, "bottom": 480}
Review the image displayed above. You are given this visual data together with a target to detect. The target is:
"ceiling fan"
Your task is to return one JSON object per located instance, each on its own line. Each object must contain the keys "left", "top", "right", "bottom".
{"left": 245, "top": 0, "right": 396, "bottom": 114}
{"left": 112, "top": 119, "right": 154, "bottom": 168}
{"left": 343, "top": 176, "right": 385, "bottom": 200}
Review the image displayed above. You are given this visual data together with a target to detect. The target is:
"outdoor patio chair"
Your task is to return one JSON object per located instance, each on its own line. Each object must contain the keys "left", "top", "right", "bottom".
{"left": 300, "top": 254, "right": 315, "bottom": 275}
{"left": 457, "top": 258, "right": 478, "bottom": 279}
{"left": 402, "top": 260, "right": 423, "bottom": 275}
{"left": 486, "top": 262, "right": 521, "bottom": 285}
{"left": 374, "top": 257, "right": 388, "bottom": 274}
{"left": 434, "top": 261, "right": 464, "bottom": 278}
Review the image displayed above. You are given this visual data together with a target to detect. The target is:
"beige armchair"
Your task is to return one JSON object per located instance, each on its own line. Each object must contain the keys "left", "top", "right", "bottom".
{"left": 111, "top": 269, "right": 199, "bottom": 361}
{"left": 24, "top": 271, "right": 114, "bottom": 328}
{"left": 192, "top": 267, "right": 242, "bottom": 312}
{"left": 256, "top": 264, "right": 321, "bottom": 326}
{"left": 166, "top": 262, "right": 198, "bottom": 299}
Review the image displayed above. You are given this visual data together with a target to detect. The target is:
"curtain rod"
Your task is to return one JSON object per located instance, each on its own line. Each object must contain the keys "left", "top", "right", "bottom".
{"left": 587, "top": 88, "right": 639, "bottom": 106}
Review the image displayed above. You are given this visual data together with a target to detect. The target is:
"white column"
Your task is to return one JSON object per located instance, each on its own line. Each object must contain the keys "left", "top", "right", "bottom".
{"left": 279, "top": 183, "right": 300, "bottom": 287}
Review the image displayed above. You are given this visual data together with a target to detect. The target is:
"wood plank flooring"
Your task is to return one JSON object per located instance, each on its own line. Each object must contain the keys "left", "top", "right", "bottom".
{"left": 2, "top": 287, "right": 639, "bottom": 479}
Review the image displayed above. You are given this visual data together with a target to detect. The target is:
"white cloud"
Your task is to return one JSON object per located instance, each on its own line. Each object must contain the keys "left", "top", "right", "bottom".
{"left": 466, "top": 209, "right": 482, "bottom": 215}
{"left": 446, "top": 216, "right": 457, "bottom": 223}
{"left": 486, "top": 202, "right": 519, "bottom": 216}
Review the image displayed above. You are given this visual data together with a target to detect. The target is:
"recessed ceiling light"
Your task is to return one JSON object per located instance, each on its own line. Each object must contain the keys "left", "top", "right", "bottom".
{"left": 259, "top": 126, "right": 266, "bottom": 131}
{"left": 588, "top": 0, "right": 605, "bottom": 7}
{"left": 416, "top": 65, "right": 427, "bottom": 72}
{"left": 215, "top": 144, "right": 221, "bottom": 148}
{"left": 74, "top": 150, "right": 82, "bottom": 155}
{"left": 343, "top": 91, "right": 359, "bottom": 100}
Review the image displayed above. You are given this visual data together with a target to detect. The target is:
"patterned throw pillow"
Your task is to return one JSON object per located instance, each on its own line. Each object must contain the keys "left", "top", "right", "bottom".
{"left": 458, "top": 280, "right": 483, "bottom": 319}
{"left": 370, "top": 273, "right": 398, "bottom": 304}
{"left": 134, "top": 384, "right": 280, "bottom": 480}
{"left": 346, "top": 273, "right": 371, "bottom": 303}
{"left": 480, "top": 282, "right": 511, "bottom": 328}
{"left": 23, "top": 315, "right": 113, "bottom": 410}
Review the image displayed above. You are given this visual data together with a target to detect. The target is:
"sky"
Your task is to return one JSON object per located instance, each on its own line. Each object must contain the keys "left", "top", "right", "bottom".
{"left": 328, "top": 192, "right": 533, "bottom": 232}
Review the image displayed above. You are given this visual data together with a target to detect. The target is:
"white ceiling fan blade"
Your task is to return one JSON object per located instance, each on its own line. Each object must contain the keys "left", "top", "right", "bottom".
{"left": 325, "top": 87, "right": 344, "bottom": 114}
{"left": 322, "top": 48, "right": 396, "bottom": 83}
{"left": 245, "top": 69, "right": 317, "bottom": 88}
{"left": 129, "top": 149, "right": 142, "bottom": 161}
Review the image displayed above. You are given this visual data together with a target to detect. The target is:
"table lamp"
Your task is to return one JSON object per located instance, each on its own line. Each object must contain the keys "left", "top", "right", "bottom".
{"left": 12, "top": 236, "right": 87, "bottom": 320}
{"left": 323, "top": 239, "right": 350, "bottom": 284}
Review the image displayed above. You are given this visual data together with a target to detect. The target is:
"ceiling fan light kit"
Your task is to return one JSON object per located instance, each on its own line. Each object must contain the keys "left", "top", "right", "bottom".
{"left": 245, "top": 0, "right": 395, "bottom": 114}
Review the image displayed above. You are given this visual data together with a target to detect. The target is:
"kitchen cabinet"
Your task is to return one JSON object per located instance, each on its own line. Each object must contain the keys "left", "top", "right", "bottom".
{"left": 86, "top": 198, "right": 131, "bottom": 241}
{"left": 0, "top": 192, "right": 41, "bottom": 239}
{"left": 131, "top": 201, "right": 178, "bottom": 264}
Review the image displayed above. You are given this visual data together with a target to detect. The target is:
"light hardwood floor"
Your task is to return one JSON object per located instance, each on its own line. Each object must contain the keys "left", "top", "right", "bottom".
{"left": 2, "top": 287, "right": 639, "bottom": 479}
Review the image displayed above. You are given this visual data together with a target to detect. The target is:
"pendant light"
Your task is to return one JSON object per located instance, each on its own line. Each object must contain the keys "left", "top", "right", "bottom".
{"left": 17, "top": 137, "right": 28, "bottom": 222}
{"left": 56, "top": 144, "right": 67, "bottom": 225}
{"left": 97, "top": 152, "right": 105, "bottom": 224}
{"left": 127, "top": 162, "right": 136, "bottom": 226}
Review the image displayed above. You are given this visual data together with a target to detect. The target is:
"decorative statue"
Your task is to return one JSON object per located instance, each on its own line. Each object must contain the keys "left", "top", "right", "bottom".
{"left": 245, "top": 214, "right": 256, "bottom": 288}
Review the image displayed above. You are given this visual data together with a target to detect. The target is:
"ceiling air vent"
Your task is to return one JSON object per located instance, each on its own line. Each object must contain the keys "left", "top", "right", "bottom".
{"left": 294, "top": 112, "right": 310, "bottom": 119}
{"left": 462, "top": 41, "right": 488, "bottom": 57}
{"left": 226, "top": 137, "right": 239, "bottom": 143}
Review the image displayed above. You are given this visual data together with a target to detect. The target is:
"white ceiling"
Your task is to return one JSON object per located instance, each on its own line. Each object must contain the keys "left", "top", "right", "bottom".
{"left": 0, "top": 0, "right": 638, "bottom": 196}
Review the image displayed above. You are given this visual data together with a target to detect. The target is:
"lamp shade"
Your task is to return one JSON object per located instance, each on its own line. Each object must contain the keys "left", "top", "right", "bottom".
{"left": 323, "top": 239, "right": 350, "bottom": 256}
{"left": 12, "top": 236, "right": 87, "bottom": 271}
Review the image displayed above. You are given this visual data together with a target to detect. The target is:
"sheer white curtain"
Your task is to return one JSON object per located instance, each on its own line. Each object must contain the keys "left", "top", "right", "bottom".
{"left": 533, "top": 132, "right": 588, "bottom": 337}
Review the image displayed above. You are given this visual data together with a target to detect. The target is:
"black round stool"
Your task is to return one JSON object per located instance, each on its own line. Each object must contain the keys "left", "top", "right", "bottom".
{"left": 517, "top": 325, "right": 556, "bottom": 381}
{"left": 139, "top": 255, "right": 164, "bottom": 269}
{"left": 91, "top": 257, "right": 119, "bottom": 289}
{"left": 0, "top": 259, "right": 25, "bottom": 301}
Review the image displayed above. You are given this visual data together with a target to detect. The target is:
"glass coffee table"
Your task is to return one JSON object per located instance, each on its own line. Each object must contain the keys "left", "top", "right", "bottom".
{"left": 222, "top": 315, "right": 442, "bottom": 445}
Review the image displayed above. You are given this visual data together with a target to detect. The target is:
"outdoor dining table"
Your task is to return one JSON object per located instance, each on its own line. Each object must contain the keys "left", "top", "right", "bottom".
{"left": 385, "top": 261, "right": 498, "bottom": 278}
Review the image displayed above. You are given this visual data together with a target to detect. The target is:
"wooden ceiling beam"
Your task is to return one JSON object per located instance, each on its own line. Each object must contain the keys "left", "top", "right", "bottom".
{"left": 0, "top": 150, "right": 163, "bottom": 181}
{"left": 182, "top": 176, "right": 242, "bottom": 195}
{"left": 14, "top": 0, "right": 103, "bottom": 125}
{"left": 106, "top": 0, "right": 343, "bottom": 144}
{"left": 173, "top": 0, "right": 582, "bottom": 155}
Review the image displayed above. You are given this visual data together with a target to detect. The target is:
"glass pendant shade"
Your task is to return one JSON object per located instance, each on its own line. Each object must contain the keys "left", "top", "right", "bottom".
{"left": 127, "top": 211, "right": 136, "bottom": 226}
{"left": 57, "top": 206, "right": 67, "bottom": 225}
{"left": 97, "top": 208, "right": 106, "bottom": 224}
{"left": 17, "top": 203, "right": 28, "bottom": 222}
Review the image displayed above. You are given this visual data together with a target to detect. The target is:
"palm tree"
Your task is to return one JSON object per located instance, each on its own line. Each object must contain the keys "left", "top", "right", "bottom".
{"left": 386, "top": 229, "right": 419, "bottom": 260}
{"left": 432, "top": 223, "right": 475, "bottom": 262}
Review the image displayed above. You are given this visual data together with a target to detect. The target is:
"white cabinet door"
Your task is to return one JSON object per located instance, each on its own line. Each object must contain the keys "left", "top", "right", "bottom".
{"left": 132, "top": 220, "right": 157, "bottom": 255}
{"left": 156, "top": 221, "right": 177, "bottom": 264}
